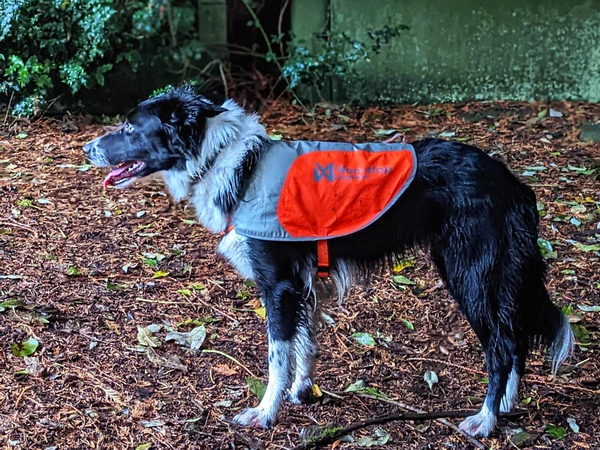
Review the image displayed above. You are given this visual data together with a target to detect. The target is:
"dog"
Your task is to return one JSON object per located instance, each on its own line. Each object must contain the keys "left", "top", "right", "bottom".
{"left": 83, "top": 86, "right": 574, "bottom": 437}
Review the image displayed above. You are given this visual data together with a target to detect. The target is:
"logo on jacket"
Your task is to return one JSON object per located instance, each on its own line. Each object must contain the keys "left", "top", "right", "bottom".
{"left": 314, "top": 163, "right": 335, "bottom": 182}
{"left": 314, "top": 162, "right": 393, "bottom": 182}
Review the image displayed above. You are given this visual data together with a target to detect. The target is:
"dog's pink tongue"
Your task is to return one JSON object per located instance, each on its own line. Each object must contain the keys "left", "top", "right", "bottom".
{"left": 103, "top": 164, "right": 131, "bottom": 188}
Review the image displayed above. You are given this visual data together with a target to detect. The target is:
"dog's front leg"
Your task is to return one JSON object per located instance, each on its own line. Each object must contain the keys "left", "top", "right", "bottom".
{"left": 233, "top": 279, "right": 299, "bottom": 428}
{"left": 233, "top": 334, "right": 293, "bottom": 428}
{"left": 288, "top": 302, "right": 319, "bottom": 404}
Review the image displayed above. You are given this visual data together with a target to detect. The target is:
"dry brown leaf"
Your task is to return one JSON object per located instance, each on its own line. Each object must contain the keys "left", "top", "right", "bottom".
{"left": 146, "top": 346, "right": 188, "bottom": 372}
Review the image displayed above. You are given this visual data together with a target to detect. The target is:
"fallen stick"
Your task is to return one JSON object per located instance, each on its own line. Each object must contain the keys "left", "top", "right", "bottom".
{"left": 0, "top": 218, "right": 39, "bottom": 238}
{"left": 358, "top": 394, "right": 486, "bottom": 449}
{"left": 288, "top": 404, "right": 527, "bottom": 450}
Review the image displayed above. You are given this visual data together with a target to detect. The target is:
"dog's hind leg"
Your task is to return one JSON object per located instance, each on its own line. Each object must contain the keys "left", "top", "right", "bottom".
{"left": 288, "top": 301, "right": 319, "bottom": 404}
{"left": 233, "top": 279, "right": 300, "bottom": 428}
{"left": 500, "top": 334, "right": 527, "bottom": 413}
{"left": 433, "top": 247, "right": 514, "bottom": 437}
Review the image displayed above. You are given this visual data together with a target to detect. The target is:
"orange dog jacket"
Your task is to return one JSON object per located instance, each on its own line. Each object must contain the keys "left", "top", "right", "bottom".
{"left": 232, "top": 141, "right": 416, "bottom": 241}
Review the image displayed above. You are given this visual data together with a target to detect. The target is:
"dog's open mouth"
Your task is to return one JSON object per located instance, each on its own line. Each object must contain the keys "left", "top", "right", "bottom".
{"left": 103, "top": 161, "right": 146, "bottom": 188}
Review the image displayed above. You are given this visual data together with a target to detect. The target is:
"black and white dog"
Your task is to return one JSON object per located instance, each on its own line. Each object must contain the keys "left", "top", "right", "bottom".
{"left": 83, "top": 87, "right": 574, "bottom": 437}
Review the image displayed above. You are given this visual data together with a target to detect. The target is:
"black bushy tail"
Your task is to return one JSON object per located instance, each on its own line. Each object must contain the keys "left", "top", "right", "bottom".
{"left": 522, "top": 282, "right": 575, "bottom": 373}
{"left": 548, "top": 312, "right": 575, "bottom": 373}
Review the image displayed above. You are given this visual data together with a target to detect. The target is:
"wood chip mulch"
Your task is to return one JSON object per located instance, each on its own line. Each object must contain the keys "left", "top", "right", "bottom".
{"left": 1, "top": 100, "right": 599, "bottom": 450}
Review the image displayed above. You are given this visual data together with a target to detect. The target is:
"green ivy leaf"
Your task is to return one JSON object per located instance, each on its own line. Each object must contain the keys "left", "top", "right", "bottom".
{"left": 393, "top": 275, "right": 415, "bottom": 285}
{"left": 545, "top": 424, "right": 567, "bottom": 440}
{"left": 352, "top": 332, "right": 376, "bottom": 346}
{"left": 135, "top": 444, "right": 152, "bottom": 450}
{"left": 0, "top": 299, "right": 25, "bottom": 312}
{"left": 67, "top": 266, "right": 82, "bottom": 277}
{"left": 143, "top": 258, "right": 158, "bottom": 267}
{"left": 246, "top": 376, "right": 266, "bottom": 400}
{"left": 537, "top": 238, "right": 557, "bottom": 259}
{"left": 401, "top": 318, "right": 414, "bottom": 330}
{"left": 10, "top": 337, "right": 39, "bottom": 357}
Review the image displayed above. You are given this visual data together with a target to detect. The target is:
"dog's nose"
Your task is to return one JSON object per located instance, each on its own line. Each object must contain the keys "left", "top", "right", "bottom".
{"left": 83, "top": 139, "right": 97, "bottom": 155}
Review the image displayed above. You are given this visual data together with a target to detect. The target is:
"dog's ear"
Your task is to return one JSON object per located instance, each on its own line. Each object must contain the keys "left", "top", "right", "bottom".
{"left": 165, "top": 100, "right": 226, "bottom": 126}
{"left": 200, "top": 103, "right": 228, "bottom": 118}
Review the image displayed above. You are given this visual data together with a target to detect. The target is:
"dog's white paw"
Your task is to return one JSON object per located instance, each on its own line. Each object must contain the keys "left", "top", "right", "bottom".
{"left": 232, "top": 407, "right": 275, "bottom": 428}
{"left": 459, "top": 406, "right": 497, "bottom": 437}
{"left": 287, "top": 378, "right": 314, "bottom": 404}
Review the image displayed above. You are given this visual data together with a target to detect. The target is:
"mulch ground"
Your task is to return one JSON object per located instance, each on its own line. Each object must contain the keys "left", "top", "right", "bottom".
{"left": 0, "top": 100, "right": 599, "bottom": 450}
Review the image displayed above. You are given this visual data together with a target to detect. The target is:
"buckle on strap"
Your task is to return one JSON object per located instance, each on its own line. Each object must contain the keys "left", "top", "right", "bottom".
{"left": 317, "top": 240, "right": 329, "bottom": 278}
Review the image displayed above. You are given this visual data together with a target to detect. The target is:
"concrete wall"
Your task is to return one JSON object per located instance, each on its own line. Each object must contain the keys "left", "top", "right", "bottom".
{"left": 292, "top": 0, "right": 600, "bottom": 104}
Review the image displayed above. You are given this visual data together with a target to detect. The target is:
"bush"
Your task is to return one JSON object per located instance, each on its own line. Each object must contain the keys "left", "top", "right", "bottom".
{"left": 0, "top": 0, "right": 204, "bottom": 116}
{"left": 282, "top": 24, "right": 409, "bottom": 98}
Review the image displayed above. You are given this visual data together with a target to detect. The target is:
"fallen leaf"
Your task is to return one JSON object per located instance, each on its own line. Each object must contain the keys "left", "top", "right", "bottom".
{"left": 549, "top": 108, "right": 563, "bottom": 117}
{"left": 345, "top": 380, "right": 366, "bottom": 393}
{"left": 356, "top": 428, "right": 391, "bottom": 447}
{"left": 424, "top": 370, "right": 438, "bottom": 390}
{"left": 140, "top": 420, "right": 164, "bottom": 428}
{"left": 351, "top": 332, "right": 376, "bottom": 346}
{"left": 246, "top": 376, "right": 266, "bottom": 400}
{"left": 254, "top": 306, "right": 266, "bottom": 319}
{"left": 0, "top": 275, "right": 23, "bottom": 280}
{"left": 152, "top": 270, "right": 169, "bottom": 279}
{"left": 146, "top": 346, "right": 187, "bottom": 372}
{"left": 67, "top": 266, "right": 82, "bottom": 277}
{"left": 214, "top": 400, "right": 232, "bottom": 407}
{"left": 137, "top": 326, "right": 161, "bottom": 348}
{"left": 0, "top": 299, "right": 24, "bottom": 311}
{"left": 567, "top": 417, "right": 580, "bottom": 433}
{"left": 577, "top": 304, "right": 600, "bottom": 313}
{"left": 509, "top": 429, "right": 537, "bottom": 446}
{"left": 11, "top": 337, "right": 39, "bottom": 357}
{"left": 165, "top": 325, "right": 206, "bottom": 351}
{"left": 135, "top": 444, "right": 152, "bottom": 450}
{"left": 545, "top": 424, "right": 566, "bottom": 440}
{"left": 401, "top": 318, "right": 414, "bottom": 330}
{"left": 213, "top": 364, "right": 238, "bottom": 376}
{"left": 24, "top": 356, "right": 43, "bottom": 376}
{"left": 374, "top": 129, "right": 396, "bottom": 136}
{"left": 393, "top": 275, "right": 415, "bottom": 285}
{"left": 572, "top": 242, "right": 599, "bottom": 252}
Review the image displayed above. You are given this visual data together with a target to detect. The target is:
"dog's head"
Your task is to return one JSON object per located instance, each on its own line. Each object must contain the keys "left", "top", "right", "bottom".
{"left": 83, "top": 86, "right": 227, "bottom": 188}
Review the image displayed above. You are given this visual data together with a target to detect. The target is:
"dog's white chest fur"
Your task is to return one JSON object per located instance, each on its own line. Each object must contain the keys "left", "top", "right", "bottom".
{"left": 160, "top": 100, "right": 267, "bottom": 278}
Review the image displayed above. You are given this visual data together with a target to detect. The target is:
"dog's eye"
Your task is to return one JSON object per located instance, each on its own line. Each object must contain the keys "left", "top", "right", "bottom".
{"left": 123, "top": 123, "right": 134, "bottom": 134}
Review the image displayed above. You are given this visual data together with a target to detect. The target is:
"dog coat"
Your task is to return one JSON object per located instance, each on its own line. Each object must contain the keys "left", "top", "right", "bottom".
{"left": 231, "top": 140, "right": 417, "bottom": 276}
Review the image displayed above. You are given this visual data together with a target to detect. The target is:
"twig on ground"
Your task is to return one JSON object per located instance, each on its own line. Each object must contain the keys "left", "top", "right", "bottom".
{"left": 201, "top": 349, "right": 258, "bottom": 378}
{"left": 288, "top": 411, "right": 478, "bottom": 450}
{"left": 290, "top": 393, "right": 527, "bottom": 450}
{"left": 358, "top": 394, "right": 489, "bottom": 450}
{"left": 136, "top": 297, "right": 200, "bottom": 306}
{"left": 195, "top": 294, "right": 239, "bottom": 325}
{"left": 404, "top": 357, "right": 486, "bottom": 375}
{"left": 0, "top": 218, "right": 39, "bottom": 238}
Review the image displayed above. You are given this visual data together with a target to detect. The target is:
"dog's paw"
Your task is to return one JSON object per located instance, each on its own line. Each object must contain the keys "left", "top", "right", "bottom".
{"left": 458, "top": 407, "right": 497, "bottom": 437}
{"left": 232, "top": 407, "right": 274, "bottom": 428}
{"left": 287, "top": 378, "right": 316, "bottom": 404}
